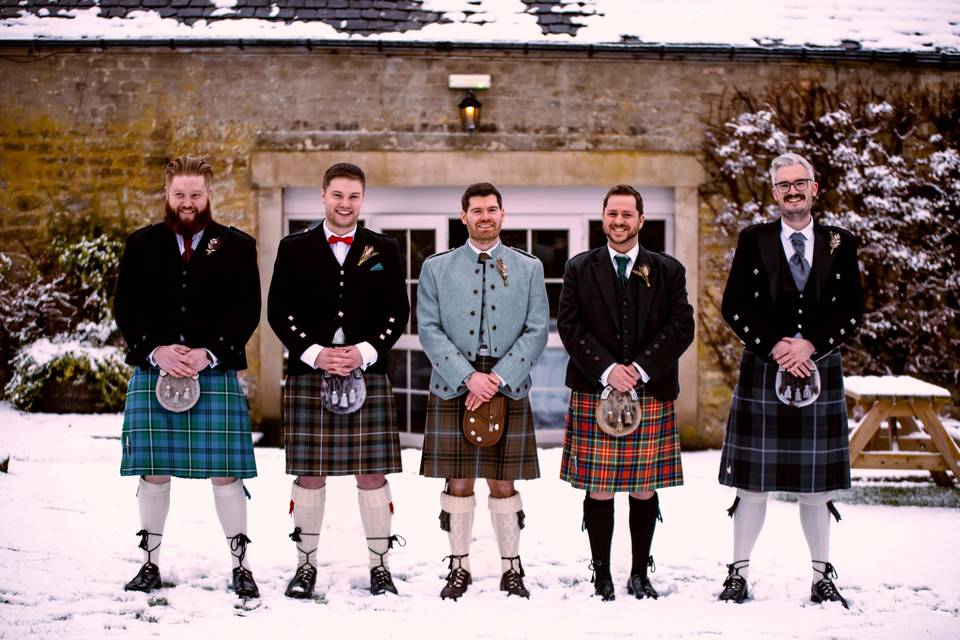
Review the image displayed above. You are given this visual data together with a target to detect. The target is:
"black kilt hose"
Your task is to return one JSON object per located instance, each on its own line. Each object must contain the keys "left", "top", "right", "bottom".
{"left": 283, "top": 372, "right": 402, "bottom": 476}
{"left": 420, "top": 356, "right": 540, "bottom": 481}
{"left": 719, "top": 350, "right": 851, "bottom": 493}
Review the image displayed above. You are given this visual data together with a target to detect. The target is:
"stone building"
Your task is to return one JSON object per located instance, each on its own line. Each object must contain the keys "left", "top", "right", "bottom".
{"left": 2, "top": 0, "right": 958, "bottom": 446}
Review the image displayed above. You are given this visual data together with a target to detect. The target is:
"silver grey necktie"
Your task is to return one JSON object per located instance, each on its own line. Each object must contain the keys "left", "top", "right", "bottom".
{"left": 789, "top": 232, "right": 810, "bottom": 291}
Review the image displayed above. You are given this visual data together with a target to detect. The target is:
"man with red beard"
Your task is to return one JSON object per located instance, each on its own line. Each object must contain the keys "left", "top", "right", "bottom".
{"left": 114, "top": 156, "right": 262, "bottom": 600}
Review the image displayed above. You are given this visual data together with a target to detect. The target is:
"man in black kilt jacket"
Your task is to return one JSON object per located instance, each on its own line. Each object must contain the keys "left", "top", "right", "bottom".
{"left": 717, "top": 152, "right": 864, "bottom": 608}
{"left": 115, "top": 156, "right": 262, "bottom": 600}
{"left": 268, "top": 162, "right": 410, "bottom": 599}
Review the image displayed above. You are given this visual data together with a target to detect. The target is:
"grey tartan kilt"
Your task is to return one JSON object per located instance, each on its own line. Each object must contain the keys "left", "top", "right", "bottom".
{"left": 283, "top": 372, "right": 402, "bottom": 476}
{"left": 719, "top": 350, "right": 851, "bottom": 493}
{"left": 419, "top": 357, "right": 540, "bottom": 481}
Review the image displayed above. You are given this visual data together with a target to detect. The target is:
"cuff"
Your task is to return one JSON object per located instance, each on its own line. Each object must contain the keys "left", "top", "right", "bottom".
{"left": 300, "top": 344, "right": 323, "bottom": 369}
{"left": 203, "top": 348, "right": 219, "bottom": 369}
{"left": 148, "top": 347, "right": 159, "bottom": 368}
{"left": 493, "top": 371, "right": 506, "bottom": 388}
{"left": 599, "top": 363, "right": 616, "bottom": 387}
{"left": 631, "top": 362, "right": 650, "bottom": 383}
{"left": 355, "top": 341, "right": 378, "bottom": 370}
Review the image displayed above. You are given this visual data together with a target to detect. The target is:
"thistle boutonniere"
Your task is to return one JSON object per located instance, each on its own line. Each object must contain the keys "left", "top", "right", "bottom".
{"left": 358, "top": 245, "right": 379, "bottom": 266}
{"left": 496, "top": 257, "right": 509, "bottom": 286}
{"left": 632, "top": 263, "right": 651, "bottom": 288}
{"left": 829, "top": 232, "right": 841, "bottom": 255}
{"left": 205, "top": 237, "right": 220, "bottom": 256}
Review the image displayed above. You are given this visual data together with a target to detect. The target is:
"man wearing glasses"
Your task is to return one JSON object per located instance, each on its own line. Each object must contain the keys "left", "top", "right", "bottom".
{"left": 717, "top": 153, "right": 864, "bottom": 608}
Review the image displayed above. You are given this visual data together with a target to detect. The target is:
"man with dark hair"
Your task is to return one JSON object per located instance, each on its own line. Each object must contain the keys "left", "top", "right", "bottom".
{"left": 717, "top": 152, "right": 864, "bottom": 608}
{"left": 418, "top": 182, "right": 549, "bottom": 601}
{"left": 115, "top": 155, "right": 262, "bottom": 600}
{"left": 557, "top": 183, "right": 694, "bottom": 601}
{"left": 268, "top": 161, "right": 410, "bottom": 599}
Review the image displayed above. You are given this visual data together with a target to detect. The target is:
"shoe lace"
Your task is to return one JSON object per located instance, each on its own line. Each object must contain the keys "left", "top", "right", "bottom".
{"left": 722, "top": 560, "right": 749, "bottom": 591}
{"left": 293, "top": 562, "right": 317, "bottom": 583}
{"left": 228, "top": 533, "right": 252, "bottom": 570}
{"left": 502, "top": 569, "right": 526, "bottom": 593}
{"left": 813, "top": 561, "right": 840, "bottom": 598}
{"left": 135, "top": 529, "right": 162, "bottom": 565}
{"left": 445, "top": 567, "right": 470, "bottom": 589}
{"left": 370, "top": 565, "right": 392, "bottom": 588}
{"left": 502, "top": 555, "right": 525, "bottom": 578}
{"left": 367, "top": 534, "right": 407, "bottom": 569}
{"left": 234, "top": 565, "right": 254, "bottom": 585}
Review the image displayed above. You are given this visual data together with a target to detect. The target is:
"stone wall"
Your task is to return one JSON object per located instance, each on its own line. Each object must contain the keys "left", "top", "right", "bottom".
{"left": 2, "top": 45, "right": 955, "bottom": 443}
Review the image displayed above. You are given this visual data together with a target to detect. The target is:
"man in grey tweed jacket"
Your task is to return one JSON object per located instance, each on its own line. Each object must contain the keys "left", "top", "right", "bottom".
{"left": 418, "top": 182, "right": 549, "bottom": 601}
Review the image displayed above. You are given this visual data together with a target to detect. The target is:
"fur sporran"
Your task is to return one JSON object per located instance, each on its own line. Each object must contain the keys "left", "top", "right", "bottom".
{"left": 321, "top": 368, "right": 367, "bottom": 414}
{"left": 155, "top": 370, "right": 201, "bottom": 413}
{"left": 774, "top": 361, "right": 821, "bottom": 408}
{"left": 595, "top": 386, "right": 642, "bottom": 437}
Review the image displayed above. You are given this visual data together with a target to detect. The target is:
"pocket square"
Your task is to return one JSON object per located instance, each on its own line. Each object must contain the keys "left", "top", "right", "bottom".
{"left": 370, "top": 263, "right": 384, "bottom": 271}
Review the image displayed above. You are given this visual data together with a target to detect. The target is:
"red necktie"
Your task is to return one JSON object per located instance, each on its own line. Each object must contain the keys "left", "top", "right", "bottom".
{"left": 328, "top": 235, "right": 353, "bottom": 246}
{"left": 182, "top": 235, "right": 193, "bottom": 262}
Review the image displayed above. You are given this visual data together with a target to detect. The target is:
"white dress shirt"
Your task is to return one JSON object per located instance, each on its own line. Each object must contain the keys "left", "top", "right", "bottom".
{"left": 599, "top": 242, "right": 651, "bottom": 387}
{"left": 299, "top": 222, "right": 378, "bottom": 370}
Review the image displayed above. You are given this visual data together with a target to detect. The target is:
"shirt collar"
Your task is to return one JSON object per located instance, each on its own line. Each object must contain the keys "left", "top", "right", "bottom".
{"left": 466, "top": 239, "right": 501, "bottom": 255}
{"left": 607, "top": 242, "right": 639, "bottom": 264}
{"left": 323, "top": 220, "right": 357, "bottom": 240}
{"left": 781, "top": 217, "right": 814, "bottom": 243}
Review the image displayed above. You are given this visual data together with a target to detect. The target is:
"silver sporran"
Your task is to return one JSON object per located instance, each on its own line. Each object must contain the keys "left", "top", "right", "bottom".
{"left": 155, "top": 370, "right": 201, "bottom": 413}
{"left": 596, "top": 385, "right": 642, "bottom": 438}
{"left": 321, "top": 368, "right": 366, "bottom": 414}
{"left": 774, "top": 360, "right": 821, "bottom": 408}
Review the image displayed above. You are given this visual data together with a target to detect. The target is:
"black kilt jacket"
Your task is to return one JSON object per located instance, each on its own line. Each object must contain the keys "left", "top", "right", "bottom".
{"left": 267, "top": 225, "right": 410, "bottom": 376}
{"left": 720, "top": 221, "right": 864, "bottom": 357}
{"left": 113, "top": 221, "right": 261, "bottom": 370}
{"left": 557, "top": 244, "right": 695, "bottom": 401}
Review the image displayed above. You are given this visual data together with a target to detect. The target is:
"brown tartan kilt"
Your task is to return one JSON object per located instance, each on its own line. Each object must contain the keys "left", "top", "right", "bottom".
{"left": 283, "top": 371, "right": 402, "bottom": 476}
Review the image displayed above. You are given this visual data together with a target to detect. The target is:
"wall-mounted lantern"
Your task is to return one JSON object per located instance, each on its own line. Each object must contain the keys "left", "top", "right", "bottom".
{"left": 449, "top": 74, "right": 491, "bottom": 134}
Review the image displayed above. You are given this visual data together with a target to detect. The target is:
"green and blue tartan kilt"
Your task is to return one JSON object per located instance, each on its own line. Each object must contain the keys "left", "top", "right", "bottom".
{"left": 419, "top": 356, "right": 540, "bottom": 481}
{"left": 719, "top": 350, "right": 851, "bottom": 493}
{"left": 560, "top": 388, "right": 683, "bottom": 493}
{"left": 120, "top": 367, "right": 257, "bottom": 479}
{"left": 283, "top": 372, "right": 402, "bottom": 476}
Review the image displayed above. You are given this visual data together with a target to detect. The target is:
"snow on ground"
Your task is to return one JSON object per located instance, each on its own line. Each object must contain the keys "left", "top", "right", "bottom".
{"left": 0, "top": 403, "right": 958, "bottom": 640}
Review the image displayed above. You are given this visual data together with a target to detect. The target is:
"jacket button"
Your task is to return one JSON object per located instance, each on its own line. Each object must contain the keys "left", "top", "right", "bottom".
{"left": 579, "top": 339, "right": 585, "bottom": 345}
{"left": 180, "top": 306, "right": 186, "bottom": 312}
{"left": 654, "top": 343, "right": 659, "bottom": 348}
{"left": 660, "top": 334, "right": 666, "bottom": 340}
{"left": 470, "top": 310, "right": 476, "bottom": 316}
{"left": 585, "top": 348, "right": 591, "bottom": 354}
{"left": 492, "top": 325, "right": 497, "bottom": 330}
{"left": 594, "top": 356, "right": 600, "bottom": 361}
{"left": 475, "top": 269, "right": 480, "bottom": 274}
{"left": 474, "top": 290, "right": 479, "bottom": 295}
{"left": 490, "top": 284, "right": 495, "bottom": 290}
{"left": 491, "top": 305, "right": 496, "bottom": 310}
{"left": 469, "top": 330, "right": 474, "bottom": 335}
{"left": 645, "top": 350, "right": 651, "bottom": 356}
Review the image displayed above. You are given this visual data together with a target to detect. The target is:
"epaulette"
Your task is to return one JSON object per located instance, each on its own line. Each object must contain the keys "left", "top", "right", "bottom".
{"left": 423, "top": 248, "right": 456, "bottom": 261}
{"left": 506, "top": 245, "right": 537, "bottom": 260}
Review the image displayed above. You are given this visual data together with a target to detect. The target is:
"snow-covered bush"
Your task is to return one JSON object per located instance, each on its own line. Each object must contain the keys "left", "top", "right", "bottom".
{"left": 701, "top": 82, "right": 960, "bottom": 402}
{"left": 4, "top": 332, "right": 131, "bottom": 413}
{"left": 54, "top": 235, "right": 124, "bottom": 323}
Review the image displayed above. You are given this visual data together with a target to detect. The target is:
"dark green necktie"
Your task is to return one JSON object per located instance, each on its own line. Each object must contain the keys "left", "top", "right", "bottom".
{"left": 614, "top": 255, "right": 630, "bottom": 288}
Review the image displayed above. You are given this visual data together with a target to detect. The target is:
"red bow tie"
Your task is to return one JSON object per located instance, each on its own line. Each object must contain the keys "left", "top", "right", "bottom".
{"left": 328, "top": 235, "right": 353, "bottom": 246}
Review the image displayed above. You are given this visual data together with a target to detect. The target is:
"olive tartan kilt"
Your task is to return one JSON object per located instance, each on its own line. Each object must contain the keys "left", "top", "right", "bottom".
{"left": 719, "top": 350, "right": 851, "bottom": 493}
{"left": 560, "top": 388, "right": 683, "bottom": 493}
{"left": 283, "top": 372, "right": 402, "bottom": 476}
{"left": 420, "top": 357, "right": 540, "bottom": 480}
{"left": 120, "top": 367, "right": 257, "bottom": 479}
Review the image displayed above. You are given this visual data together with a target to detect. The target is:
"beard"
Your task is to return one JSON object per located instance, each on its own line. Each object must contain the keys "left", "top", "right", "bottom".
{"left": 603, "top": 221, "right": 640, "bottom": 244}
{"left": 165, "top": 201, "right": 212, "bottom": 237}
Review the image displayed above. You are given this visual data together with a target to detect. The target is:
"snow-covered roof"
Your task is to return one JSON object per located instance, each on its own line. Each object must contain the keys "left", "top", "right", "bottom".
{"left": 1, "top": 0, "right": 958, "bottom": 54}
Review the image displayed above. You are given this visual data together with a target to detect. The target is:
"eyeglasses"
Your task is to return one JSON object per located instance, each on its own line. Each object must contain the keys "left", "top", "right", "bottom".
{"left": 774, "top": 179, "right": 813, "bottom": 193}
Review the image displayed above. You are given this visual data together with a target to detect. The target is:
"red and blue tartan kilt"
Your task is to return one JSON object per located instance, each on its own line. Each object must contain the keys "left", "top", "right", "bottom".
{"left": 420, "top": 356, "right": 540, "bottom": 480}
{"left": 719, "top": 350, "right": 851, "bottom": 493}
{"left": 120, "top": 367, "right": 257, "bottom": 479}
{"left": 560, "top": 388, "right": 682, "bottom": 492}
{"left": 283, "top": 372, "right": 402, "bottom": 476}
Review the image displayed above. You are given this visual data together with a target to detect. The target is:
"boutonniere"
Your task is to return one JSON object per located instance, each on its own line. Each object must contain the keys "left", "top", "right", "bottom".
{"left": 205, "top": 237, "right": 220, "bottom": 256}
{"left": 829, "top": 232, "right": 841, "bottom": 255}
{"left": 358, "top": 245, "right": 379, "bottom": 266}
{"left": 496, "top": 257, "right": 509, "bottom": 286}
{"left": 632, "top": 263, "right": 651, "bottom": 287}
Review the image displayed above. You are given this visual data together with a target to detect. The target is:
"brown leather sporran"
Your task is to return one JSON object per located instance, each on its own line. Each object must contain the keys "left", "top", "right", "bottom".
{"left": 462, "top": 396, "right": 506, "bottom": 447}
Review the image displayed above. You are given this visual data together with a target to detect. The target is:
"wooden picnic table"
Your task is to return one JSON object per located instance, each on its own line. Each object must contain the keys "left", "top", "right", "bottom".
{"left": 845, "top": 375, "right": 959, "bottom": 487}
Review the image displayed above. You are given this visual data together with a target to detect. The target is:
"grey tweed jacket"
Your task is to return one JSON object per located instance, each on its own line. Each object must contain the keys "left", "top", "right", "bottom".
{"left": 417, "top": 242, "right": 549, "bottom": 400}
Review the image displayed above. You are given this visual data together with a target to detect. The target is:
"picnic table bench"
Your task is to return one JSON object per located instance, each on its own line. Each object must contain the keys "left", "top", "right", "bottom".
{"left": 845, "top": 375, "right": 959, "bottom": 487}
